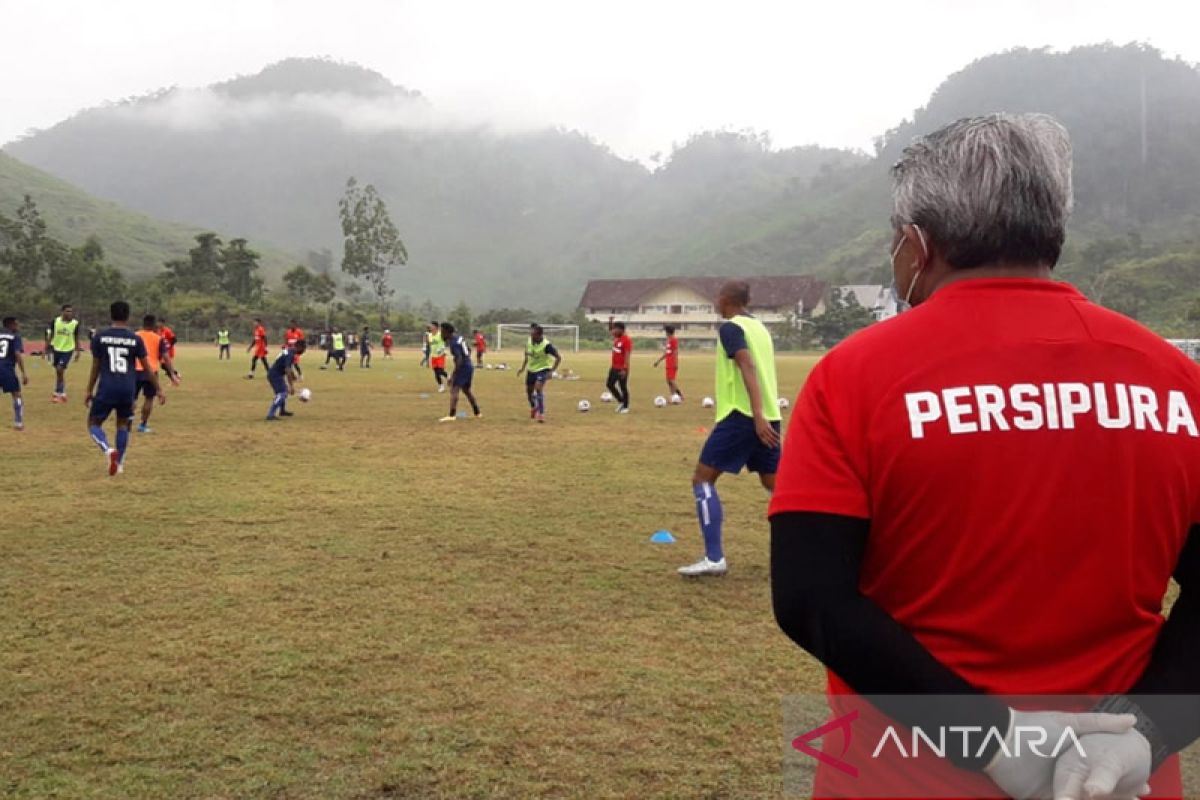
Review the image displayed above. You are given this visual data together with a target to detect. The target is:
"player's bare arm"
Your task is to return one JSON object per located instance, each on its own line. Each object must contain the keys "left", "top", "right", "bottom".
{"left": 84, "top": 355, "right": 101, "bottom": 405}
{"left": 733, "top": 349, "right": 779, "bottom": 448}
{"left": 16, "top": 351, "right": 28, "bottom": 386}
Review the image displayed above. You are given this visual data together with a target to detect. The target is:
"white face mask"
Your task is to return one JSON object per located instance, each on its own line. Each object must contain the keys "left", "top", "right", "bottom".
{"left": 890, "top": 226, "right": 927, "bottom": 313}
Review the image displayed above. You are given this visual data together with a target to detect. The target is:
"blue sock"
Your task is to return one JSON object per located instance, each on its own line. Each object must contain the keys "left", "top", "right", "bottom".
{"left": 13, "top": 397, "right": 22, "bottom": 425}
{"left": 56, "top": 377, "right": 64, "bottom": 394}
{"left": 116, "top": 427, "right": 130, "bottom": 463}
{"left": 694, "top": 482, "right": 724, "bottom": 562}
{"left": 536, "top": 390, "right": 545, "bottom": 414}
{"left": 89, "top": 425, "right": 110, "bottom": 453}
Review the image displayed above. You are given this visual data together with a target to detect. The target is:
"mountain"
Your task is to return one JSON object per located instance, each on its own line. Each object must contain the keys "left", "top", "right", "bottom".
{"left": 0, "top": 151, "right": 294, "bottom": 279}
{"left": 6, "top": 46, "right": 1200, "bottom": 317}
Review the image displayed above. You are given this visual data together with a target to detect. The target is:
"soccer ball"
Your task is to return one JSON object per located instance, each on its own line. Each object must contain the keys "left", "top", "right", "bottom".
{"left": 600, "top": 391, "right": 614, "bottom": 403}
{"left": 577, "top": 399, "right": 591, "bottom": 413}
{"left": 777, "top": 397, "right": 790, "bottom": 410}
{"left": 670, "top": 394, "right": 683, "bottom": 405}
{"left": 702, "top": 396, "right": 715, "bottom": 408}
{"left": 298, "top": 388, "right": 313, "bottom": 402}
{"left": 654, "top": 395, "right": 668, "bottom": 408}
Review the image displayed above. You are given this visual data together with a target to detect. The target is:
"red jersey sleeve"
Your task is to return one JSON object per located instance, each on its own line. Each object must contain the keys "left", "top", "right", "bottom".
{"left": 769, "top": 357, "right": 871, "bottom": 520}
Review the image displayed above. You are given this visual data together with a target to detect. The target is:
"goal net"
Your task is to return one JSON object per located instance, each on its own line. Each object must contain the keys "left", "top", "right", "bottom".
{"left": 495, "top": 324, "right": 579, "bottom": 352}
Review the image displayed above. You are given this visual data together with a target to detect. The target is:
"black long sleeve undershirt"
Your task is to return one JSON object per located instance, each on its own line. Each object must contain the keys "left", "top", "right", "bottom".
{"left": 770, "top": 511, "right": 1009, "bottom": 770}
{"left": 1121, "top": 525, "right": 1200, "bottom": 756}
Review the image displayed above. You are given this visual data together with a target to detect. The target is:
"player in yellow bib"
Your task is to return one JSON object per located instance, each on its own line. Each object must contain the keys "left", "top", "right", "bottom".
{"left": 46, "top": 304, "right": 82, "bottom": 403}
{"left": 679, "top": 280, "right": 782, "bottom": 577}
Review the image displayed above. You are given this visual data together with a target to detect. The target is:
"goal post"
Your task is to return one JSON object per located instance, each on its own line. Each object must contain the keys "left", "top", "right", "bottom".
{"left": 496, "top": 323, "right": 579, "bottom": 352}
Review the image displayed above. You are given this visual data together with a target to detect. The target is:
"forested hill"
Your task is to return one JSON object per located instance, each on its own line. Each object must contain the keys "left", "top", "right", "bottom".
{"left": 6, "top": 46, "right": 1200, "bottom": 325}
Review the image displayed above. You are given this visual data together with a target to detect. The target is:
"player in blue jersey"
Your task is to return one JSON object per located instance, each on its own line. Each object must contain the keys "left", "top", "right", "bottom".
{"left": 266, "top": 339, "right": 305, "bottom": 421}
{"left": 84, "top": 301, "right": 160, "bottom": 476}
{"left": 1, "top": 317, "right": 30, "bottom": 431}
{"left": 438, "top": 322, "right": 480, "bottom": 422}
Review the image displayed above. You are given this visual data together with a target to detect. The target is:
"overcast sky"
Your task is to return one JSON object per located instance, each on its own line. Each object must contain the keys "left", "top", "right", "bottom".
{"left": 2, "top": 0, "right": 1197, "bottom": 162}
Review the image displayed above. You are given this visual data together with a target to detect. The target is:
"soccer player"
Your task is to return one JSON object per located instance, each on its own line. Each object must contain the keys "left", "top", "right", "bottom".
{"left": 517, "top": 323, "right": 562, "bottom": 423}
{"left": 265, "top": 339, "right": 304, "bottom": 420}
{"left": 677, "top": 282, "right": 780, "bottom": 578}
{"left": 606, "top": 320, "right": 632, "bottom": 413}
{"left": 46, "top": 303, "right": 82, "bottom": 403}
{"left": 420, "top": 324, "right": 432, "bottom": 367}
{"left": 653, "top": 324, "right": 684, "bottom": 401}
{"left": 246, "top": 318, "right": 269, "bottom": 378}
{"left": 1, "top": 316, "right": 29, "bottom": 430}
{"left": 216, "top": 326, "right": 232, "bottom": 360}
{"left": 359, "top": 326, "right": 372, "bottom": 368}
{"left": 328, "top": 328, "right": 347, "bottom": 371}
{"left": 769, "top": 115, "right": 1200, "bottom": 800}
{"left": 134, "top": 314, "right": 179, "bottom": 434}
{"left": 84, "top": 301, "right": 159, "bottom": 475}
{"left": 285, "top": 319, "right": 305, "bottom": 379}
{"left": 473, "top": 329, "right": 487, "bottom": 367}
{"left": 438, "top": 322, "right": 480, "bottom": 421}
{"left": 381, "top": 329, "right": 394, "bottom": 359}
{"left": 159, "top": 316, "right": 177, "bottom": 363}
{"left": 428, "top": 321, "right": 448, "bottom": 392}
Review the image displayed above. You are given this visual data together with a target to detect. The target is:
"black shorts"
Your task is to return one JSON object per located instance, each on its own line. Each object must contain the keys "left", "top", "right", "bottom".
{"left": 135, "top": 378, "right": 157, "bottom": 399}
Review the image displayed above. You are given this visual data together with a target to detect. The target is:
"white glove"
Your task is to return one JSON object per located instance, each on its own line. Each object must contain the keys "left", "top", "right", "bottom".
{"left": 984, "top": 710, "right": 1137, "bottom": 800}
{"left": 1052, "top": 731, "right": 1152, "bottom": 800}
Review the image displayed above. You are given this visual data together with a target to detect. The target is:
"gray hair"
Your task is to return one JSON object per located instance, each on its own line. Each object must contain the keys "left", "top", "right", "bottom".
{"left": 891, "top": 113, "right": 1074, "bottom": 269}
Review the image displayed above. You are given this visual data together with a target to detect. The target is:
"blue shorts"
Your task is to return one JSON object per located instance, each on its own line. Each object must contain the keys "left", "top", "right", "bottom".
{"left": 451, "top": 370, "right": 474, "bottom": 389}
{"left": 699, "top": 412, "right": 782, "bottom": 475}
{"left": 89, "top": 395, "right": 134, "bottom": 422}
{"left": 0, "top": 370, "right": 19, "bottom": 394}
{"left": 526, "top": 369, "right": 551, "bottom": 387}
{"left": 269, "top": 375, "right": 288, "bottom": 395}
{"left": 52, "top": 350, "right": 74, "bottom": 369}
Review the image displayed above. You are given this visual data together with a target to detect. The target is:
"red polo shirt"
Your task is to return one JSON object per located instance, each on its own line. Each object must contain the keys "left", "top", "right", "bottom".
{"left": 771, "top": 278, "right": 1200, "bottom": 797}
{"left": 611, "top": 334, "right": 632, "bottom": 370}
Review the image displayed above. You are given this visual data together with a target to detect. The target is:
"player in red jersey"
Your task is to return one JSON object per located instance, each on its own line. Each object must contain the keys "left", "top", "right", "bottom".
{"left": 606, "top": 319, "right": 632, "bottom": 413}
{"left": 245, "top": 318, "right": 268, "bottom": 379}
{"left": 381, "top": 329, "right": 394, "bottom": 359}
{"left": 473, "top": 329, "right": 487, "bottom": 367}
{"left": 285, "top": 319, "right": 305, "bottom": 379}
{"left": 770, "top": 114, "right": 1200, "bottom": 800}
{"left": 157, "top": 316, "right": 179, "bottom": 381}
{"left": 652, "top": 324, "right": 683, "bottom": 401}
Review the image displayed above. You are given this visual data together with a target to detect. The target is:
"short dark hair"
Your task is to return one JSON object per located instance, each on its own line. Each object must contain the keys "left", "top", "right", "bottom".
{"left": 440, "top": 322, "right": 455, "bottom": 337}
{"left": 611, "top": 321, "right": 626, "bottom": 332}
{"left": 61, "top": 304, "right": 72, "bottom": 311}
{"left": 2, "top": 316, "right": 15, "bottom": 327}
{"left": 720, "top": 280, "right": 751, "bottom": 307}
{"left": 530, "top": 323, "right": 544, "bottom": 334}
{"left": 294, "top": 339, "right": 307, "bottom": 353}
{"left": 430, "top": 320, "right": 439, "bottom": 326}
{"left": 663, "top": 325, "right": 676, "bottom": 335}
{"left": 110, "top": 301, "right": 131, "bottom": 322}
{"left": 143, "top": 314, "right": 157, "bottom": 327}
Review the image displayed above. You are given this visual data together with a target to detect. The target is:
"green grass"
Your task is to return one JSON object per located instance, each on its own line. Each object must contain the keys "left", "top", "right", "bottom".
{"left": 1, "top": 347, "right": 827, "bottom": 798}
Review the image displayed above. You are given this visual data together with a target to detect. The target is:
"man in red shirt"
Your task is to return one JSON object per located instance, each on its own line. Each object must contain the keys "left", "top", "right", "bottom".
{"left": 285, "top": 319, "right": 305, "bottom": 379}
{"left": 158, "top": 316, "right": 179, "bottom": 381}
{"left": 473, "top": 329, "right": 487, "bottom": 367}
{"left": 770, "top": 114, "right": 1200, "bottom": 799}
{"left": 381, "top": 329, "right": 394, "bottom": 359}
{"left": 606, "top": 320, "right": 632, "bottom": 414}
{"left": 652, "top": 324, "right": 683, "bottom": 402}
{"left": 246, "top": 318, "right": 269, "bottom": 379}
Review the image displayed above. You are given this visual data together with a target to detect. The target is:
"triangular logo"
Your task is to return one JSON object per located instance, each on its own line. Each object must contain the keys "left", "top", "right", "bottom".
{"left": 791, "top": 709, "right": 859, "bottom": 778}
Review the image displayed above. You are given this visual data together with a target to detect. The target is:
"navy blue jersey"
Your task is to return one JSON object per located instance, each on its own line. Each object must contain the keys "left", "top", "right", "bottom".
{"left": 718, "top": 320, "right": 748, "bottom": 358}
{"left": 0, "top": 330, "right": 22, "bottom": 372}
{"left": 449, "top": 335, "right": 473, "bottom": 371}
{"left": 268, "top": 348, "right": 294, "bottom": 379}
{"left": 92, "top": 327, "right": 147, "bottom": 400}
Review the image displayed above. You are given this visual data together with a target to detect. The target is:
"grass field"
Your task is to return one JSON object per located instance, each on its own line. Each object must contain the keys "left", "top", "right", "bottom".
{"left": 2, "top": 345, "right": 828, "bottom": 799}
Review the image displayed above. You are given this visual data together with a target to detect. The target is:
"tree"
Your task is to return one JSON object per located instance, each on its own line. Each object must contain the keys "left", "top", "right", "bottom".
{"left": 338, "top": 177, "right": 408, "bottom": 326}
{"left": 283, "top": 264, "right": 316, "bottom": 302}
{"left": 219, "top": 238, "right": 264, "bottom": 303}
{"left": 810, "top": 289, "right": 876, "bottom": 348}
{"left": 165, "top": 232, "right": 224, "bottom": 294}
{"left": 447, "top": 301, "right": 473, "bottom": 334}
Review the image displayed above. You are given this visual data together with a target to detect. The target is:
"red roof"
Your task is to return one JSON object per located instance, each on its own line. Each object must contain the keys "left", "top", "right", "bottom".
{"left": 578, "top": 275, "right": 827, "bottom": 311}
